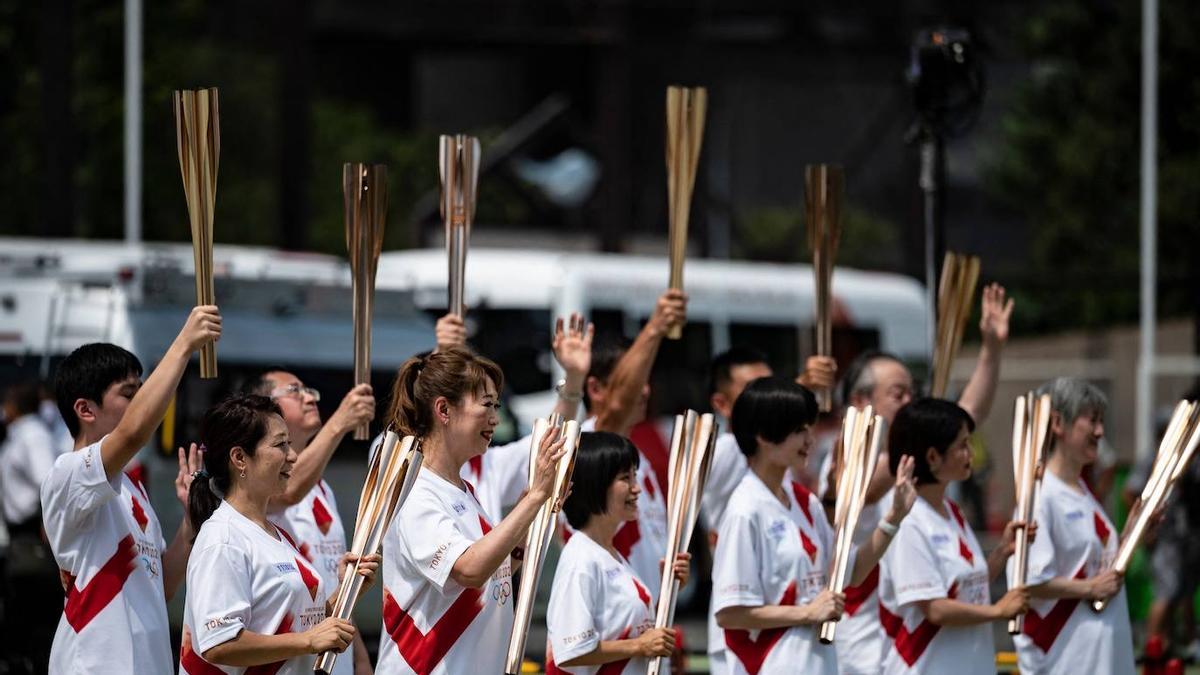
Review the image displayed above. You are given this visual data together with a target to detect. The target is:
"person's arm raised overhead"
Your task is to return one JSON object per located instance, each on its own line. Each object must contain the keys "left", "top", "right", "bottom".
{"left": 594, "top": 290, "right": 686, "bottom": 436}
{"left": 434, "top": 313, "right": 467, "bottom": 353}
{"left": 957, "top": 284, "right": 1013, "bottom": 425}
{"left": 101, "top": 306, "right": 221, "bottom": 480}
{"left": 551, "top": 313, "right": 594, "bottom": 422}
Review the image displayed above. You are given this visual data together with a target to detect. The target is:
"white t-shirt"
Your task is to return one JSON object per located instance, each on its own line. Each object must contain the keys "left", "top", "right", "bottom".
{"left": 180, "top": 501, "right": 329, "bottom": 675}
{"left": 711, "top": 472, "right": 840, "bottom": 675}
{"left": 817, "top": 450, "right": 892, "bottom": 675}
{"left": 545, "top": 532, "right": 657, "bottom": 674}
{"left": 271, "top": 480, "right": 351, "bottom": 675}
{"left": 700, "top": 432, "right": 748, "bottom": 536}
{"left": 376, "top": 469, "right": 514, "bottom": 674}
{"left": 564, "top": 418, "right": 669, "bottom": 600}
{"left": 1, "top": 414, "right": 59, "bottom": 523}
{"left": 1010, "top": 472, "right": 1135, "bottom": 675}
{"left": 879, "top": 497, "right": 993, "bottom": 675}
{"left": 41, "top": 438, "right": 173, "bottom": 675}
{"left": 461, "top": 434, "right": 532, "bottom": 520}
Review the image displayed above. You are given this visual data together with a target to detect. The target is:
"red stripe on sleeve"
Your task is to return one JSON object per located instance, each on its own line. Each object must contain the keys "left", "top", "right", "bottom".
{"left": 180, "top": 625, "right": 226, "bottom": 675}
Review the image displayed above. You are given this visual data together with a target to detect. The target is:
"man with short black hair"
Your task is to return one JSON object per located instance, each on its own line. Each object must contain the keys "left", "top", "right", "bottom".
{"left": 42, "top": 306, "right": 217, "bottom": 674}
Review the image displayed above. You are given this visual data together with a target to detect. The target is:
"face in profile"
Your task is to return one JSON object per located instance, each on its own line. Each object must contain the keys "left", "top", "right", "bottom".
{"left": 241, "top": 413, "right": 297, "bottom": 496}
{"left": 445, "top": 378, "right": 500, "bottom": 456}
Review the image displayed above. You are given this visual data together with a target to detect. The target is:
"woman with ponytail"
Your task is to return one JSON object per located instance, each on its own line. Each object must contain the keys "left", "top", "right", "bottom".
{"left": 180, "top": 395, "right": 380, "bottom": 675}
{"left": 375, "top": 346, "right": 567, "bottom": 675}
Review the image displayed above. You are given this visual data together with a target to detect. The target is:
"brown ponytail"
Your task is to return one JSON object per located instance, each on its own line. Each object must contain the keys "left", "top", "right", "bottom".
{"left": 385, "top": 346, "right": 504, "bottom": 437}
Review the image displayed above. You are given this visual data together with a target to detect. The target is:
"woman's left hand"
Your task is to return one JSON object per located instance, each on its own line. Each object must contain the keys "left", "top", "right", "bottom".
{"left": 998, "top": 520, "right": 1038, "bottom": 558}
{"left": 174, "top": 442, "right": 203, "bottom": 508}
{"left": 338, "top": 553, "right": 382, "bottom": 592}
{"left": 887, "top": 455, "right": 917, "bottom": 525}
{"left": 660, "top": 552, "right": 691, "bottom": 587}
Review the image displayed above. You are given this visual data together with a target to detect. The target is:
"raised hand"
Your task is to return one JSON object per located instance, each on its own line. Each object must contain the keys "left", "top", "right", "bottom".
{"left": 176, "top": 305, "right": 221, "bottom": 353}
{"left": 174, "top": 442, "right": 204, "bottom": 509}
{"left": 553, "top": 313, "right": 594, "bottom": 380}
{"left": 887, "top": 455, "right": 917, "bottom": 524}
{"left": 330, "top": 384, "right": 375, "bottom": 436}
{"left": 435, "top": 313, "right": 467, "bottom": 352}
{"left": 979, "top": 283, "right": 1014, "bottom": 346}
{"left": 797, "top": 355, "right": 837, "bottom": 391}
{"left": 647, "top": 289, "right": 688, "bottom": 338}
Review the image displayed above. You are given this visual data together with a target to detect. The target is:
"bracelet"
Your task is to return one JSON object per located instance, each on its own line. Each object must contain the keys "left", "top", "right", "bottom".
{"left": 555, "top": 379, "right": 583, "bottom": 402}
{"left": 877, "top": 519, "right": 899, "bottom": 538}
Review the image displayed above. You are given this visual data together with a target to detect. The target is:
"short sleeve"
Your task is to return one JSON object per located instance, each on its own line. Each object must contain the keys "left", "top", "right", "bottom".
{"left": 396, "top": 487, "right": 475, "bottom": 591}
{"left": 1023, "top": 497, "right": 1058, "bottom": 587}
{"left": 40, "top": 439, "right": 121, "bottom": 532}
{"left": 711, "top": 511, "right": 765, "bottom": 612}
{"left": 187, "top": 543, "right": 253, "bottom": 653}
{"left": 887, "top": 522, "right": 948, "bottom": 606}
{"left": 546, "top": 555, "right": 602, "bottom": 664}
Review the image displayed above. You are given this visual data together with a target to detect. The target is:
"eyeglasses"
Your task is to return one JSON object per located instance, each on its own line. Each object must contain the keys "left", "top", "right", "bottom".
{"left": 270, "top": 384, "right": 321, "bottom": 402}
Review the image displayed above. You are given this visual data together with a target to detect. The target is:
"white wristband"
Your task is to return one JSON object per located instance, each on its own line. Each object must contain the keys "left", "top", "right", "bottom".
{"left": 877, "top": 519, "right": 899, "bottom": 538}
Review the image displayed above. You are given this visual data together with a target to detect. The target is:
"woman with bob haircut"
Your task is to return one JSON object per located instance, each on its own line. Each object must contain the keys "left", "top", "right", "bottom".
{"left": 545, "top": 431, "right": 690, "bottom": 674}
{"left": 711, "top": 377, "right": 917, "bottom": 675}
{"left": 181, "top": 395, "right": 380, "bottom": 675}
{"left": 878, "top": 398, "right": 1029, "bottom": 675}
{"left": 375, "top": 346, "right": 566, "bottom": 675}
{"left": 1009, "top": 377, "right": 1136, "bottom": 674}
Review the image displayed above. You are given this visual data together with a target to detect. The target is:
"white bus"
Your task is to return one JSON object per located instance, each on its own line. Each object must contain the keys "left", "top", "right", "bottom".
{"left": 375, "top": 247, "right": 930, "bottom": 425}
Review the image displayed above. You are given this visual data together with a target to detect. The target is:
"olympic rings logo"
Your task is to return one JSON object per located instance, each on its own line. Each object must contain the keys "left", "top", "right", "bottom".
{"left": 493, "top": 580, "right": 512, "bottom": 606}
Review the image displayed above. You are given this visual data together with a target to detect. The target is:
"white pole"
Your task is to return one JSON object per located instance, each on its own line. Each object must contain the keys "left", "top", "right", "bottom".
{"left": 123, "top": 0, "right": 142, "bottom": 244}
{"left": 1136, "top": 0, "right": 1158, "bottom": 460}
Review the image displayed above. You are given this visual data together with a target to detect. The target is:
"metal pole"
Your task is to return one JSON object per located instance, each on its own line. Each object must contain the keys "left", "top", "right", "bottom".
{"left": 123, "top": 0, "right": 141, "bottom": 244}
{"left": 1136, "top": 0, "right": 1158, "bottom": 460}
{"left": 919, "top": 135, "right": 940, "bottom": 368}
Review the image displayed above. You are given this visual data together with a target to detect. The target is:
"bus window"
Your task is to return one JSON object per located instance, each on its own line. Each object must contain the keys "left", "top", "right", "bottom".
{"left": 729, "top": 323, "right": 801, "bottom": 378}
{"left": 437, "top": 308, "right": 553, "bottom": 396}
{"left": 648, "top": 320, "right": 713, "bottom": 414}
{"left": 588, "top": 308, "right": 626, "bottom": 344}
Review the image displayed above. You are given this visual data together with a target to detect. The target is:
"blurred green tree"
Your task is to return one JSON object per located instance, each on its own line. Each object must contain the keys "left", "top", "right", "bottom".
{"left": 982, "top": 0, "right": 1200, "bottom": 333}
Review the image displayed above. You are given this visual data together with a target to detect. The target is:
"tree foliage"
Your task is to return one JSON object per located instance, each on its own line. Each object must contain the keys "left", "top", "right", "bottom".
{"left": 982, "top": 0, "right": 1200, "bottom": 332}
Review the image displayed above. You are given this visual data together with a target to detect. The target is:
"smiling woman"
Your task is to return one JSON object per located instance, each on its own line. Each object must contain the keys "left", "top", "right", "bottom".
{"left": 545, "top": 432, "right": 688, "bottom": 674}
{"left": 375, "top": 346, "right": 569, "bottom": 675}
{"left": 178, "top": 395, "right": 379, "bottom": 675}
